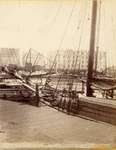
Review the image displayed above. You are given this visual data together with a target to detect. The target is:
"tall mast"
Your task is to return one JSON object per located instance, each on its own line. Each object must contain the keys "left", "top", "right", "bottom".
{"left": 95, "top": 46, "right": 99, "bottom": 73}
{"left": 86, "top": 0, "right": 97, "bottom": 96}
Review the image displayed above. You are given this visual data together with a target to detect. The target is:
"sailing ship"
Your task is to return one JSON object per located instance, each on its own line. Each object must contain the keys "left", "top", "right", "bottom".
{"left": 0, "top": 0, "right": 116, "bottom": 113}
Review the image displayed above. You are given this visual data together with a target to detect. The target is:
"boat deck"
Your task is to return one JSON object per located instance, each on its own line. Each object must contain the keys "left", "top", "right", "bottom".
{"left": 80, "top": 95, "right": 116, "bottom": 109}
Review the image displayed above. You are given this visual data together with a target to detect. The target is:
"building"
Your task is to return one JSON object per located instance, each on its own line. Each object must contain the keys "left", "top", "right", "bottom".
{"left": 95, "top": 51, "right": 107, "bottom": 72}
{"left": 0, "top": 48, "right": 20, "bottom": 66}
{"left": 106, "top": 66, "right": 116, "bottom": 77}
{"left": 47, "top": 49, "right": 107, "bottom": 73}
{"left": 47, "top": 49, "right": 88, "bottom": 72}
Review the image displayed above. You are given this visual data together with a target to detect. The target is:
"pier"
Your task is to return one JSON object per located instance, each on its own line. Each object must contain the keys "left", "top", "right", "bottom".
{"left": 0, "top": 99, "right": 116, "bottom": 148}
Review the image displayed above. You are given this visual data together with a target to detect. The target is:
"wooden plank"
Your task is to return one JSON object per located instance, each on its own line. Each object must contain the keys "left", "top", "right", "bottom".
{"left": 78, "top": 110, "right": 116, "bottom": 125}
{"left": 79, "top": 102, "right": 116, "bottom": 115}
{"left": 80, "top": 96, "right": 116, "bottom": 108}
{"left": 92, "top": 83, "right": 116, "bottom": 90}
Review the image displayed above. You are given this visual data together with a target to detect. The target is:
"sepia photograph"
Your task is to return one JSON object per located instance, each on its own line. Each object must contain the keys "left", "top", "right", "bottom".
{"left": 0, "top": 0, "right": 116, "bottom": 149}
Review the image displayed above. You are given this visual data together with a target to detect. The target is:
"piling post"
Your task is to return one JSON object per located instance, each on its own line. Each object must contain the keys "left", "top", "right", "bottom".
{"left": 82, "top": 80, "right": 85, "bottom": 93}
{"left": 36, "top": 83, "right": 40, "bottom": 107}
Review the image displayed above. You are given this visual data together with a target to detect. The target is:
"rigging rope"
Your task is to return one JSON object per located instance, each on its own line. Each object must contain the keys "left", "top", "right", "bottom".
{"left": 72, "top": 0, "right": 87, "bottom": 50}
{"left": 110, "top": 10, "right": 116, "bottom": 69}
{"left": 51, "top": 0, "right": 88, "bottom": 96}
{"left": 39, "top": 1, "right": 62, "bottom": 33}
{"left": 53, "top": 0, "right": 88, "bottom": 98}
{"left": 44, "top": 0, "right": 77, "bottom": 88}
{"left": 52, "top": 0, "right": 81, "bottom": 94}
{"left": 67, "top": 0, "right": 89, "bottom": 92}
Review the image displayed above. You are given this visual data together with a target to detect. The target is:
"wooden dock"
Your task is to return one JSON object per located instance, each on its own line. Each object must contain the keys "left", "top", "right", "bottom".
{"left": 0, "top": 98, "right": 116, "bottom": 148}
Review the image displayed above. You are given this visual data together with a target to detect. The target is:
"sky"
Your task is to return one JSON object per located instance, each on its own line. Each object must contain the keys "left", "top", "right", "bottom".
{"left": 0, "top": 0, "right": 116, "bottom": 66}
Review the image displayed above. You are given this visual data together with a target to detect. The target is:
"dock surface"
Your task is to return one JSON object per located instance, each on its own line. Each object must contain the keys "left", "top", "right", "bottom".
{"left": 0, "top": 99, "right": 116, "bottom": 148}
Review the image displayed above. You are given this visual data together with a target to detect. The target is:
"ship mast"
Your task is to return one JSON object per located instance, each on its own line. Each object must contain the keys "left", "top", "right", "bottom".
{"left": 86, "top": 0, "right": 97, "bottom": 96}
